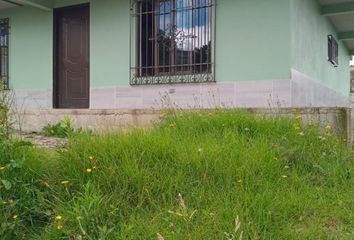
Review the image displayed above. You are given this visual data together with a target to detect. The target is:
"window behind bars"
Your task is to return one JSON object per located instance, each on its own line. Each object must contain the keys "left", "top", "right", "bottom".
{"left": 130, "top": 0, "right": 214, "bottom": 85}
{"left": 0, "top": 18, "right": 9, "bottom": 89}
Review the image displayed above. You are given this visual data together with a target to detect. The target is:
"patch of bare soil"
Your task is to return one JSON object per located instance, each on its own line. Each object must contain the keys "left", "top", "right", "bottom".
{"left": 21, "top": 134, "right": 68, "bottom": 149}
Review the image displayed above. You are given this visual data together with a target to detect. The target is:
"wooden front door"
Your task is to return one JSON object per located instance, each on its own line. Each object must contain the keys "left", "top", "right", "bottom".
{"left": 54, "top": 4, "right": 90, "bottom": 109}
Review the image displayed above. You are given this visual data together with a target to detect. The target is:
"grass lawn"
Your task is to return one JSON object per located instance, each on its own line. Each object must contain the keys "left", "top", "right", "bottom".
{"left": 0, "top": 111, "right": 353, "bottom": 239}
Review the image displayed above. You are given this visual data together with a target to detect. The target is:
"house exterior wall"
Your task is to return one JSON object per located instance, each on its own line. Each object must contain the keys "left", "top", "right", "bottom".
{"left": 2, "top": 7, "right": 52, "bottom": 90}
{"left": 0, "top": 0, "right": 350, "bottom": 111}
{"left": 290, "top": 0, "right": 351, "bottom": 107}
{"left": 0, "top": 0, "right": 293, "bottom": 110}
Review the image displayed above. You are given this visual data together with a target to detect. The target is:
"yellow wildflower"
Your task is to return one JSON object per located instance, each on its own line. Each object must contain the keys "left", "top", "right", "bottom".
{"left": 284, "top": 165, "right": 290, "bottom": 169}
{"left": 282, "top": 175, "right": 288, "bottom": 179}
{"left": 12, "top": 215, "right": 18, "bottom": 220}
{"left": 86, "top": 168, "right": 92, "bottom": 173}
{"left": 88, "top": 156, "right": 94, "bottom": 161}
{"left": 299, "top": 132, "right": 305, "bottom": 136}
{"left": 55, "top": 215, "right": 63, "bottom": 221}
{"left": 293, "top": 124, "right": 301, "bottom": 131}
{"left": 57, "top": 224, "right": 63, "bottom": 230}
{"left": 61, "top": 180, "right": 70, "bottom": 185}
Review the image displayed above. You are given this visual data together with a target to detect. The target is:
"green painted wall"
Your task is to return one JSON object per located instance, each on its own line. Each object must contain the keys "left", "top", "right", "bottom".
{"left": 54, "top": 0, "right": 88, "bottom": 8}
{"left": 0, "top": 0, "right": 90, "bottom": 90}
{"left": 290, "top": 0, "right": 350, "bottom": 96}
{"left": 216, "top": 0, "right": 291, "bottom": 82}
{"left": 90, "top": 0, "right": 130, "bottom": 87}
{"left": 91, "top": 0, "right": 292, "bottom": 86}
{"left": 0, "top": 6, "right": 52, "bottom": 90}
{"left": 0, "top": 0, "right": 293, "bottom": 91}
{"left": 2, "top": 0, "right": 350, "bottom": 95}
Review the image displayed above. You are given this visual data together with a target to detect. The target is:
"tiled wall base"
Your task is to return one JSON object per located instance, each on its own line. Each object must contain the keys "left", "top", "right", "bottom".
{"left": 291, "top": 69, "right": 350, "bottom": 107}
{"left": 90, "top": 79, "right": 291, "bottom": 109}
{"left": 13, "top": 70, "right": 350, "bottom": 111}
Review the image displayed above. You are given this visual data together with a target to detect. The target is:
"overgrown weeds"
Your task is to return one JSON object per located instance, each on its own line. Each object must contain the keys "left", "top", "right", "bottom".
{"left": 0, "top": 81, "right": 14, "bottom": 139}
{"left": 42, "top": 117, "right": 75, "bottom": 138}
{"left": 0, "top": 110, "right": 353, "bottom": 239}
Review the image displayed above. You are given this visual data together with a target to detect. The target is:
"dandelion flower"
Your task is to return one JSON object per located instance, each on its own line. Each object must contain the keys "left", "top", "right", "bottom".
{"left": 55, "top": 215, "right": 63, "bottom": 221}
{"left": 293, "top": 124, "right": 301, "bottom": 131}
{"left": 12, "top": 215, "right": 18, "bottom": 220}
{"left": 86, "top": 168, "right": 92, "bottom": 173}
{"left": 61, "top": 180, "right": 70, "bottom": 185}
{"left": 197, "top": 148, "right": 203, "bottom": 154}
{"left": 88, "top": 156, "right": 94, "bottom": 161}
{"left": 282, "top": 175, "right": 288, "bottom": 179}
{"left": 57, "top": 224, "right": 63, "bottom": 230}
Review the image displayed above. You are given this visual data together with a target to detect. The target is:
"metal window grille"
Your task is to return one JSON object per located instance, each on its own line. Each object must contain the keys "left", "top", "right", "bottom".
{"left": 130, "top": 0, "right": 215, "bottom": 85}
{"left": 328, "top": 35, "right": 338, "bottom": 66}
{"left": 0, "top": 18, "right": 9, "bottom": 89}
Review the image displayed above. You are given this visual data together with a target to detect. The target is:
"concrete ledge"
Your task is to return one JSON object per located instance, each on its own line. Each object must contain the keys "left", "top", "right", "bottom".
{"left": 15, "top": 107, "right": 352, "bottom": 143}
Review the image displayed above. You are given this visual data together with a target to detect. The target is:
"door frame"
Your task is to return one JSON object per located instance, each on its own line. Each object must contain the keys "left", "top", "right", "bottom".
{"left": 53, "top": 3, "right": 90, "bottom": 109}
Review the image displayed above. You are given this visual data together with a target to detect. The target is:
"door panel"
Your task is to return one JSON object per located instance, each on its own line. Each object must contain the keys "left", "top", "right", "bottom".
{"left": 54, "top": 4, "right": 89, "bottom": 109}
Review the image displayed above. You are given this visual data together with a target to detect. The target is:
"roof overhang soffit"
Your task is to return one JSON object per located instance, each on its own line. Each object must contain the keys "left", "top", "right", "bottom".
{"left": 2, "top": 0, "right": 52, "bottom": 11}
{"left": 320, "top": 1, "right": 354, "bottom": 54}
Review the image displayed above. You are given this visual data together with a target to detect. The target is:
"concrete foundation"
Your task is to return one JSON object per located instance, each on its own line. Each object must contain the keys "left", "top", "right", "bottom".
{"left": 14, "top": 107, "right": 352, "bottom": 143}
